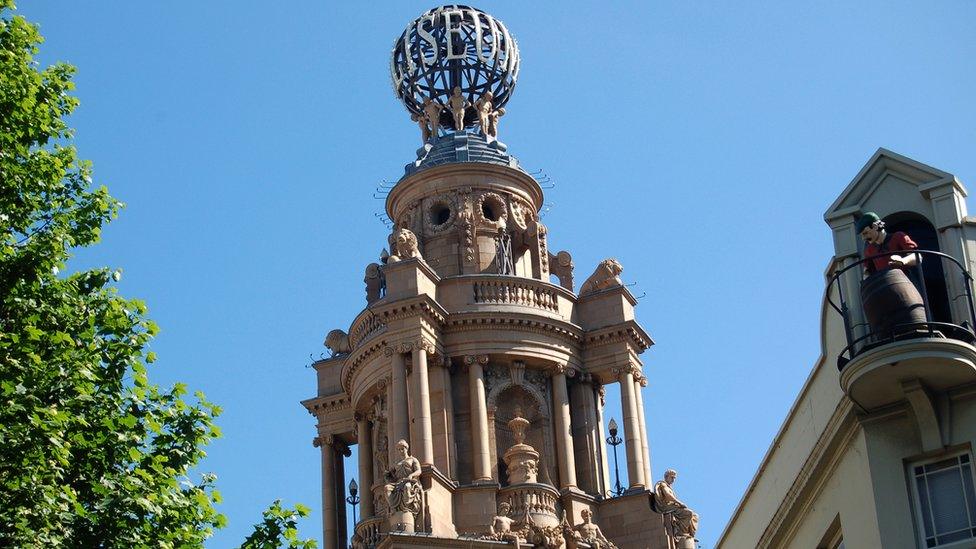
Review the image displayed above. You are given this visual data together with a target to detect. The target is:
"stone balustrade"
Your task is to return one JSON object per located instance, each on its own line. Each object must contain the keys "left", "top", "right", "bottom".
{"left": 354, "top": 517, "right": 384, "bottom": 548}
{"left": 349, "top": 310, "right": 386, "bottom": 349}
{"left": 497, "top": 482, "right": 561, "bottom": 529}
{"left": 437, "top": 275, "right": 576, "bottom": 321}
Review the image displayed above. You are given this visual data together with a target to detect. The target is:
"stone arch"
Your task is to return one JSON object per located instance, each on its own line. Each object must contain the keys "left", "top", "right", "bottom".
{"left": 487, "top": 379, "right": 557, "bottom": 487}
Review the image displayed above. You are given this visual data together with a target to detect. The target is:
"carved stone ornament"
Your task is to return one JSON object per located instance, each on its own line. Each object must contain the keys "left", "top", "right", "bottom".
{"left": 464, "top": 354, "right": 489, "bottom": 366}
{"left": 364, "top": 263, "right": 384, "bottom": 304}
{"left": 456, "top": 189, "right": 476, "bottom": 264}
{"left": 579, "top": 258, "right": 624, "bottom": 296}
{"left": 425, "top": 194, "right": 457, "bottom": 233}
{"left": 386, "top": 228, "right": 422, "bottom": 263}
{"left": 476, "top": 191, "right": 509, "bottom": 229}
{"left": 503, "top": 407, "right": 540, "bottom": 485}
{"left": 510, "top": 360, "right": 526, "bottom": 385}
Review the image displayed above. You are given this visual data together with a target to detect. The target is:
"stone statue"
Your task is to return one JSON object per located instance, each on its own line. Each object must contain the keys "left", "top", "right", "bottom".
{"left": 449, "top": 86, "right": 467, "bottom": 131}
{"left": 422, "top": 97, "right": 443, "bottom": 140}
{"left": 411, "top": 111, "right": 431, "bottom": 144}
{"left": 653, "top": 469, "right": 699, "bottom": 544}
{"left": 364, "top": 262, "right": 384, "bottom": 304}
{"left": 387, "top": 228, "right": 422, "bottom": 263}
{"left": 385, "top": 439, "right": 423, "bottom": 532}
{"left": 579, "top": 258, "right": 623, "bottom": 296}
{"left": 324, "top": 329, "right": 351, "bottom": 355}
{"left": 484, "top": 501, "right": 523, "bottom": 548}
{"left": 487, "top": 107, "right": 505, "bottom": 139}
{"left": 573, "top": 509, "right": 617, "bottom": 549}
{"left": 548, "top": 250, "right": 574, "bottom": 291}
{"left": 475, "top": 91, "right": 494, "bottom": 137}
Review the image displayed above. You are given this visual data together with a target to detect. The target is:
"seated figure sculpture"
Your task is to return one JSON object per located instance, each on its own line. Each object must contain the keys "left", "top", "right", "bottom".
{"left": 573, "top": 508, "right": 616, "bottom": 549}
{"left": 485, "top": 501, "right": 523, "bottom": 548}
{"left": 385, "top": 439, "right": 423, "bottom": 532}
{"left": 654, "top": 469, "right": 699, "bottom": 544}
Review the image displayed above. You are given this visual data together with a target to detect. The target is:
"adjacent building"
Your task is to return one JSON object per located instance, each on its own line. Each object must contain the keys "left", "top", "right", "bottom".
{"left": 718, "top": 149, "right": 976, "bottom": 549}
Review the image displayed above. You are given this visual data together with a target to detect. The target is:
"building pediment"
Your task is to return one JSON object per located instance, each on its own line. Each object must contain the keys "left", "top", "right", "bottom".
{"left": 824, "top": 147, "right": 962, "bottom": 224}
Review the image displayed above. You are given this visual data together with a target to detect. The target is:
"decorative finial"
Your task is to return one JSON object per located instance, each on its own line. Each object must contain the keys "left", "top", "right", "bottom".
{"left": 391, "top": 6, "right": 519, "bottom": 142}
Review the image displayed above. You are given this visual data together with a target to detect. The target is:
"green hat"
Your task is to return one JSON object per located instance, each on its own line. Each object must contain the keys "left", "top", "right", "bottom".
{"left": 855, "top": 212, "right": 880, "bottom": 233}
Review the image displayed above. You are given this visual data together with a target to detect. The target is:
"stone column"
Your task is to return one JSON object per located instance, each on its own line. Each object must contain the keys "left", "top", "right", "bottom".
{"left": 595, "top": 384, "right": 612, "bottom": 496}
{"left": 318, "top": 435, "right": 339, "bottom": 549}
{"left": 356, "top": 414, "right": 375, "bottom": 520}
{"left": 412, "top": 341, "right": 435, "bottom": 466}
{"left": 634, "top": 374, "right": 652, "bottom": 485}
{"left": 466, "top": 354, "right": 492, "bottom": 481}
{"left": 617, "top": 366, "right": 645, "bottom": 488}
{"left": 551, "top": 364, "right": 578, "bottom": 489}
{"left": 387, "top": 346, "right": 410, "bottom": 462}
{"left": 335, "top": 447, "right": 348, "bottom": 548}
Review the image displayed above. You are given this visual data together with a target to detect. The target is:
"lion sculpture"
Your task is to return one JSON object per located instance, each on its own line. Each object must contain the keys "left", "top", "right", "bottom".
{"left": 324, "top": 329, "right": 351, "bottom": 356}
{"left": 387, "top": 228, "right": 422, "bottom": 263}
{"left": 578, "top": 258, "right": 624, "bottom": 296}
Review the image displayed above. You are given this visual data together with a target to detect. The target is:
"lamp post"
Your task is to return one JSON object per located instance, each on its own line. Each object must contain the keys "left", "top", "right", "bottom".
{"left": 345, "top": 478, "right": 360, "bottom": 525}
{"left": 606, "top": 418, "right": 624, "bottom": 497}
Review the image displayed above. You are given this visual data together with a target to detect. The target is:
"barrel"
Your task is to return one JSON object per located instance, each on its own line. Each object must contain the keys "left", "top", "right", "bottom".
{"left": 860, "top": 269, "right": 927, "bottom": 336}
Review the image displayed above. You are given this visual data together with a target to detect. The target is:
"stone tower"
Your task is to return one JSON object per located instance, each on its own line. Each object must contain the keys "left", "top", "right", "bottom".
{"left": 303, "top": 6, "right": 681, "bottom": 548}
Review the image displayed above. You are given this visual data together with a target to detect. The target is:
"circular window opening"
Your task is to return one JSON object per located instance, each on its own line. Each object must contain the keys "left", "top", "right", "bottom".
{"left": 434, "top": 205, "right": 451, "bottom": 226}
{"left": 482, "top": 203, "right": 498, "bottom": 222}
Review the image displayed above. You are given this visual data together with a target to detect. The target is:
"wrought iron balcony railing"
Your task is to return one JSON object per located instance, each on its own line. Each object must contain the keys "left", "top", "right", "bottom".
{"left": 827, "top": 249, "right": 976, "bottom": 370}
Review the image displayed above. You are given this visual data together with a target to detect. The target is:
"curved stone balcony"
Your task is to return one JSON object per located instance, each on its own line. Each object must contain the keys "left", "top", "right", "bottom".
{"left": 353, "top": 516, "right": 383, "bottom": 548}
{"left": 497, "top": 482, "right": 561, "bottom": 529}
{"left": 438, "top": 275, "right": 576, "bottom": 321}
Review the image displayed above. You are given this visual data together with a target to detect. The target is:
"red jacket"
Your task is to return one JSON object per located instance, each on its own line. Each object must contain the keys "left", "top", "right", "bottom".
{"left": 864, "top": 231, "right": 918, "bottom": 273}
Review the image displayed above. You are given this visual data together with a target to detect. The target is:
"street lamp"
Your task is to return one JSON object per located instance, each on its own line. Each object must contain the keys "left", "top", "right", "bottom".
{"left": 345, "top": 478, "right": 360, "bottom": 525}
{"left": 606, "top": 418, "right": 624, "bottom": 497}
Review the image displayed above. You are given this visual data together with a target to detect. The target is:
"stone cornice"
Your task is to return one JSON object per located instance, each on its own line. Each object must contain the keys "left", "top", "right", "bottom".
{"left": 583, "top": 320, "right": 653, "bottom": 352}
{"left": 301, "top": 392, "right": 351, "bottom": 417}
{"left": 371, "top": 294, "right": 448, "bottom": 328}
{"left": 443, "top": 312, "right": 583, "bottom": 344}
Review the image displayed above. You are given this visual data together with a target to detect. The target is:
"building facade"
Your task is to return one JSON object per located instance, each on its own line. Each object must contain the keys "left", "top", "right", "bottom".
{"left": 718, "top": 149, "right": 976, "bottom": 548}
{"left": 301, "top": 6, "right": 695, "bottom": 549}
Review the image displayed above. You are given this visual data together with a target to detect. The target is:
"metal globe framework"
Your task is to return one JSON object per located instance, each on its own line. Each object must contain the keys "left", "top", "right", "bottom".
{"left": 390, "top": 5, "right": 520, "bottom": 131}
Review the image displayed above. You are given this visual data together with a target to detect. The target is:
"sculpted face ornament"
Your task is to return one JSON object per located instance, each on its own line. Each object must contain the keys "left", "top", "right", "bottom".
{"left": 391, "top": 5, "right": 519, "bottom": 137}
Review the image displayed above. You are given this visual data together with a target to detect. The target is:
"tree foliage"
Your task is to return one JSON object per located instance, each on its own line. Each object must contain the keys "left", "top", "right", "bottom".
{"left": 240, "top": 501, "right": 317, "bottom": 549}
{"left": 0, "top": 2, "right": 314, "bottom": 547}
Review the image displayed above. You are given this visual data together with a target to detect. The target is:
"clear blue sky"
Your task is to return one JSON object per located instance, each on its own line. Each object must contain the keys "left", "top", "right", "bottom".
{"left": 17, "top": 1, "right": 976, "bottom": 547}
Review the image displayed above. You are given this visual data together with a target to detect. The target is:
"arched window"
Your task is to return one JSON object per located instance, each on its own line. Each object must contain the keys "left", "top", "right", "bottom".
{"left": 884, "top": 212, "right": 951, "bottom": 323}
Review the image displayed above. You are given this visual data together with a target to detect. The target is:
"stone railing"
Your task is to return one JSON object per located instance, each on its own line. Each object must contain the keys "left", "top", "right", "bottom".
{"left": 349, "top": 310, "right": 386, "bottom": 349}
{"left": 472, "top": 278, "right": 559, "bottom": 312}
{"left": 353, "top": 516, "right": 384, "bottom": 548}
{"left": 436, "top": 275, "right": 577, "bottom": 322}
{"left": 498, "top": 482, "right": 561, "bottom": 529}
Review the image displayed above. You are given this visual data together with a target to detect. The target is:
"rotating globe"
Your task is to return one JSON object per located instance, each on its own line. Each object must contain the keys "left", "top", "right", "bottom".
{"left": 390, "top": 5, "right": 520, "bottom": 134}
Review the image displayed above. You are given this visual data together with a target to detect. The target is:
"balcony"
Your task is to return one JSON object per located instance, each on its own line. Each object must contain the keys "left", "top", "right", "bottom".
{"left": 828, "top": 250, "right": 976, "bottom": 409}
{"left": 436, "top": 274, "right": 576, "bottom": 321}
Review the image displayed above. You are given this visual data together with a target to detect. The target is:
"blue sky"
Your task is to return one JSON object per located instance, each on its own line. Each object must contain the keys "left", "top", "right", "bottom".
{"left": 17, "top": 1, "right": 976, "bottom": 547}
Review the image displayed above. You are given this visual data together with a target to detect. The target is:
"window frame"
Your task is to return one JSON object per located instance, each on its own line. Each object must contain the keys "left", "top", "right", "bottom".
{"left": 908, "top": 450, "right": 976, "bottom": 548}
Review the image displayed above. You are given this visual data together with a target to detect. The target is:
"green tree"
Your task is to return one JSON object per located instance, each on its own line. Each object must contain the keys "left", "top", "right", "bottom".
{"left": 0, "top": 2, "right": 314, "bottom": 547}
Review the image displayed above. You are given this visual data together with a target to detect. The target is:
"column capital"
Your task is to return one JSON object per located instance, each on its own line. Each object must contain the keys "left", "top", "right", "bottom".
{"left": 414, "top": 338, "right": 436, "bottom": 355}
{"left": 547, "top": 362, "right": 574, "bottom": 377}
{"left": 611, "top": 364, "right": 639, "bottom": 378}
{"left": 597, "top": 384, "right": 606, "bottom": 406}
{"left": 354, "top": 411, "right": 366, "bottom": 423}
{"left": 637, "top": 375, "right": 648, "bottom": 388}
{"left": 464, "top": 354, "right": 489, "bottom": 366}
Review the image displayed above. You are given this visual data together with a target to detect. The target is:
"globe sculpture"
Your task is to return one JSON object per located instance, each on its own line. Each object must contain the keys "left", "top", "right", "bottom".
{"left": 390, "top": 5, "right": 519, "bottom": 139}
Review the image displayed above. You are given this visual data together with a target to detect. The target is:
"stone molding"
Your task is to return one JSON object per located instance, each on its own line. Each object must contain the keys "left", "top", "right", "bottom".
{"left": 301, "top": 393, "right": 351, "bottom": 417}
{"left": 444, "top": 314, "right": 583, "bottom": 344}
{"left": 584, "top": 320, "right": 653, "bottom": 352}
{"left": 752, "top": 400, "right": 858, "bottom": 548}
{"left": 463, "top": 354, "right": 490, "bottom": 366}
